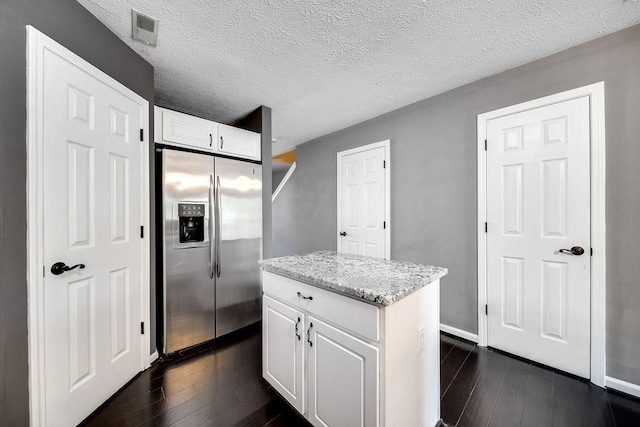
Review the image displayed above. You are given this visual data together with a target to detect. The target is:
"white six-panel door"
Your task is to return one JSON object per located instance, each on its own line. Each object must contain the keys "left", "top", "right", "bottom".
{"left": 337, "top": 142, "right": 389, "bottom": 259}
{"left": 36, "top": 30, "right": 147, "bottom": 425}
{"left": 486, "top": 96, "right": 591, "bottom": 378}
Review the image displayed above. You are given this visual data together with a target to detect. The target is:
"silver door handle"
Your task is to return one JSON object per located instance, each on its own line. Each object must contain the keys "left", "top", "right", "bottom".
{"left": 209, "top": 174, "right": 215, "bottom": 279}
{"left": 215, "top": 175, "right": 222, "bottom": 278}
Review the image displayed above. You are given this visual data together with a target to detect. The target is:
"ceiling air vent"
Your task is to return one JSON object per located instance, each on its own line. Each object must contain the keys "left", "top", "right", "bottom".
{"left": 131, "top": 9, "right": 159, "bottom": 46}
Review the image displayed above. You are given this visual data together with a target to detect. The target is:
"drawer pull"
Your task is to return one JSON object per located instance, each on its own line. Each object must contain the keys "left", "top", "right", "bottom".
{"left": 297, "top": 292, "right": 313, "bottom": 301}
{"left": 307, "top": 322, "right": 313, "bottom": 347}
{"left": 295, "top": 317, "right": 301, "bottom": 341}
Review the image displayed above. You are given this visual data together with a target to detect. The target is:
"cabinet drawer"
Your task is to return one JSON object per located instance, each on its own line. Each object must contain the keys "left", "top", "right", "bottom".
{"left": 263, "top": 271, "right": 380, "bottom": 342}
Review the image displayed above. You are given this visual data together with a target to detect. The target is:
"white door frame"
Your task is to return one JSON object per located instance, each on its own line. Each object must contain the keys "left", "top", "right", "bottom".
{"left": 477, "top": 82, "right": 606, "bottom": 387}
{"left": 337, "top": 140, "right": 391, "bottom": 259}
{"left": 26, "top": 26, "right": 151, "bottom": 425}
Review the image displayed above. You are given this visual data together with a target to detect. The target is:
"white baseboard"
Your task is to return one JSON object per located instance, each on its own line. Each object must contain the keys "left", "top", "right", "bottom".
{"left": 440, "top": 323, "right": 479, "bottom": 343}
{"left": 149, "top": 351, "right": 159, "bottom": 366}
{"left": 606, "top": 376, "right": 640, "bottom": 399}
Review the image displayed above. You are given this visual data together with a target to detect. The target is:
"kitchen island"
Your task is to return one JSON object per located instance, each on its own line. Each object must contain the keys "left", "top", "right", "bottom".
{"left": 259, "top": 251, "right": 447, "bottom": 427}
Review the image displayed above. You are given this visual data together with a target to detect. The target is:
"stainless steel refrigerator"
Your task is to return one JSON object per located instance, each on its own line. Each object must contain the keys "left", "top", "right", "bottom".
{"left": 159, "top": 147, "right": 262, "bottom": 354}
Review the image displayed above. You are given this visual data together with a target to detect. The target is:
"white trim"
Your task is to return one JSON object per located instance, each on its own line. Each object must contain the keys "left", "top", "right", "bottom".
{"left": 605, "top": 376, "right": 640, "bottom": 399}
{"left": 149, "top": 351, "right": 160, "bottom": 365}
{"left": 26, "top": 26, "right": 151, "bottom": 426}
{"left": 140, "top": 101, "right": 152, "bottom": 370}
{"left": 476, "top": 82, "right": 606, "bottom": 387}
{"left": 440, "top": 324, "right": 479, "bottom": 344}
{"left": 272, "top": 162, "right": 296, "bottom": 202}
{"left": 337, "top": 140, "right": 391, "bottom": 259}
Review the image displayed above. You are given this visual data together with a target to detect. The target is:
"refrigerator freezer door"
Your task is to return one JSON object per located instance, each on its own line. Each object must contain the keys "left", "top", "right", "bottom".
{"left": 215, "top": 158, "right": 263, "bottom": 337}
{"left": 163, "top": 149, "right": 215, "bottom": 353}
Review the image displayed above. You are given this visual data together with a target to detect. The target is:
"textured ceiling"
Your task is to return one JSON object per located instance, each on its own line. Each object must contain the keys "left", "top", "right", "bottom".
{"left": 77, "top": 0, "right": 640, "bottom": 154}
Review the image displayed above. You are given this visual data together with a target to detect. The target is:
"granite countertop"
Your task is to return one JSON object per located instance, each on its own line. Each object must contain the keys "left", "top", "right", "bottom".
{"left": 258, "top": 251, "right": 447, "bottom": 306}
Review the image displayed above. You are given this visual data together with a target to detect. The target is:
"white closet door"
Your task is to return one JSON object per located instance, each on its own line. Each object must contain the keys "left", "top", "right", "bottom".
{"left": 41, "top": 42, "right": 145, "bottom": 425}
{"left": 486, "top": 96, "right": 591, "bottom": 377}
{"left": 338, "top": 145, "right": 387, "bottom": 258}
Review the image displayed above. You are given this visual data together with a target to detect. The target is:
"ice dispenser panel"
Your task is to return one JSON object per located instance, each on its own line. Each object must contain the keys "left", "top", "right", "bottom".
{"left": 178, "top": 203, "right": 205, "bottom": 243}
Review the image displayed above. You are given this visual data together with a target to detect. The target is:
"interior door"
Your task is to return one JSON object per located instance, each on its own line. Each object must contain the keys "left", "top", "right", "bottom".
{"left": 307, "top": 317, "right": 379, "bottom": 427}
{"left": 486, "top": 96, "right": 591, "bottom": 377}
{"left": 42, "top": 42, "right": 145, "bottom": 425}
{"left": 337, "top": 144, "right": 387, "bottom": 258}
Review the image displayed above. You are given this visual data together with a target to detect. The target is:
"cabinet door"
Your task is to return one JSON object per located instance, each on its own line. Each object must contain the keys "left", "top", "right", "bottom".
{"left": 218, "top": 123, "right": 261, "bottom": 160}
{"left": 161, "top": 109, "right": 217, "bottom": 151}
{"left": 263, "top": 295, "right": 305, "bottom": 413}
{"left": 307, "top": 317, "right": 379, "bottom": 427}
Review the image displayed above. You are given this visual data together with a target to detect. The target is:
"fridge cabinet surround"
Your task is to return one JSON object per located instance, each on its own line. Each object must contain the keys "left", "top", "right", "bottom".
{"left": 155, "top": 106, "right": 262, "bottom": 161}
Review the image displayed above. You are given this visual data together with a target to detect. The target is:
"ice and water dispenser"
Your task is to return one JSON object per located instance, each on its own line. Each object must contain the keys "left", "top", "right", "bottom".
{"left": 177, "top": 203, "right": 205, "bottom": 244}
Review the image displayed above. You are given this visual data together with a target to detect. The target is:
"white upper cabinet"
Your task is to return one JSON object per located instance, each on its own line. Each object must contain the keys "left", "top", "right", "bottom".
{"left": 218, "top": 123, "right": 261, "bottom": 161}
{"left": 154, "top": 106, "right": 261, "bottom": 161}
{"left": 157, "top": 107, "right": 217, "bottom": 151}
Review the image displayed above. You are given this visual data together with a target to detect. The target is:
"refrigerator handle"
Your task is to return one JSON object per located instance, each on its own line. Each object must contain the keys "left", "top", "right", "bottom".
{"left": 209, "top": 174, "right": 215, "bottom": 279}
{"left": 215, "top": 175, "right": 222, "bottom": 278}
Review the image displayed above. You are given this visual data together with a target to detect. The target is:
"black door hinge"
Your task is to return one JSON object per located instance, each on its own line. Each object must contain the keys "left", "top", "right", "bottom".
{"left": 141, "top": 322, "right": 145, "bottom": 335}
{"left": 383, "top": 160, "right": 386, "bottom": 169}
{"left": 140, "top": 226, "right": 144, "bottom": 239}
{"left": 485, "top": 222, "right": 488, "bottom": 233}
{"left": 591, "top": 247, "right": 593, "bottom": 256}
{"left": 383, "top": 221, "right": 386, "bottom": 229}
{"left": 484, "top": 139, "right": 487, "bottom": 151}
{"left": 485, "top": 304, "right": 488, "bottom": 315}
{"left": 140, "top": 129, "right": 144, "bottom": 142}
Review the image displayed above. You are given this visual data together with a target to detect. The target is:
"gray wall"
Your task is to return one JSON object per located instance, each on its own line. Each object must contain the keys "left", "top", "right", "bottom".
{"left": 0, "top": 0, "right": 154, "bottom": 423}
{"left": 236, "top": 106, "right": 274, "bottom": 260}
{"left": 273, "top": 24, "right": 640, "bottom": 386}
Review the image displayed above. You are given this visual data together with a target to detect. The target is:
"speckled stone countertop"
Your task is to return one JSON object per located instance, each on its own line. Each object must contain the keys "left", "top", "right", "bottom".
{"left": 258, "top": 251, "right": 447, "bottom": 306}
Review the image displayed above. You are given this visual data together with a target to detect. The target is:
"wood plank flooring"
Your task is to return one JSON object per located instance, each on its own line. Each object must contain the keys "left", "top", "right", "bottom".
{"left": 83, "top": 327, "right": 640, "bottom": 426}
{"left": 439, "top": 334, "right": 640, "bottom": 427}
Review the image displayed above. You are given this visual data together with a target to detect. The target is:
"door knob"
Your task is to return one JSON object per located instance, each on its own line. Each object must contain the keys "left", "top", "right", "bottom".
{"left": 559, "top": 246, "right": 585, "bottom": 256}
{"left": 339, "top": 231, "right": 347, "bottom": 237}
{"left": 50, "top": 262, "right": 85, "bottom": 275}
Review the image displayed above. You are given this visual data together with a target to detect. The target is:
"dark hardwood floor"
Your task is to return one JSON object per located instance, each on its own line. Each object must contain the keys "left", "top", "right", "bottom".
{"left": 83, "top": 328, "right": 640, "bottom": 426}
{"left": 439, "top": 334, "right": 640, "bottom": 427}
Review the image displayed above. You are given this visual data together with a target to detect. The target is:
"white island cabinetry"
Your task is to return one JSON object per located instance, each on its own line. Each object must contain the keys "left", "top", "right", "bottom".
{"left": 260, "top": 251, "right": 447, "bottom": 427}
